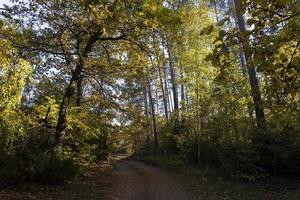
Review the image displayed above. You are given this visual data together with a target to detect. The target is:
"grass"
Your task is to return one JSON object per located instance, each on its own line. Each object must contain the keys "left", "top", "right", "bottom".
{"left": 0, "top": 161, "right": 116, "bottom": 200}
{"left": 134, "top": 153, "right": 300, "bottom": 200}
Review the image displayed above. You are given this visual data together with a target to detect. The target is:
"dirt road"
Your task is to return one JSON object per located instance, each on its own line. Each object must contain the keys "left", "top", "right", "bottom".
{"left": 109, "top": 159, "right": 191, "bottom": 200}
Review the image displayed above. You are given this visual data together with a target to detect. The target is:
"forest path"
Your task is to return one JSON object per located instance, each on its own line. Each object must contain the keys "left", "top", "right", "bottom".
{"left": 109, "top": 157, "right": 192, "bottom": 200}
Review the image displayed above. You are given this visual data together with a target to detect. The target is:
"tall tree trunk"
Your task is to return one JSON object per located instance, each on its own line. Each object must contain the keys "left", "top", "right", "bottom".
{"left": 163, "top": 64, "right": 172, "bottom": 114}
{"left": 152, "top": 33, "right": 169, "bottom": 120}
{"left": 147, "top": 74, "right": 158, "bottom": 150}
{"left": 169, "top": 87, "right": 174, "bottom": 113}
{"left": 76, "top": 74, "right": 83, "bottom": 106}
{"left": 178, "top": 57, "right": 186, "bottom": 128}
{"left": 155, "top": 87, "right": 160, "bottom": 115}
{"left": 181, "top": 82, "right": 185, "bottom": 102}
{"left": 157, "top": 64, "right": 169, "bottom": 120}
{"left": 196, "top": 75, "right": 201, "bottom": 167}
{"left": 233, "top": 0, "right": 267, "bottom": 130}
{"left": 178, "top": 53, "right": 185, "bottom": 104}
{"left": 185, "top": 85, "right": 189, "bottom": 109}
{"left": 166, "top": 39, "right": 179, "bottom": 111}
{"left": 143, "top": 79, "right": 151, "bottom": 150}
{"left": 143, "top": 84, "right": 148, "bottom": 116}
{"left": 230, "top": 0, "right": 255, "bottom": 125}
{"left": 56, "top": 68, "right": 81, "bottom": 145}
{"left": 55, "top": 34, "right": 100, "bottom": 146}
{"left": 166, "top": 38, "right": 179, "bottom": 134}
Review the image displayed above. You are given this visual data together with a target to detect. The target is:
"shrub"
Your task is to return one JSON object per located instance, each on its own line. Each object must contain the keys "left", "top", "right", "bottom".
{"left": 0, "top": 126, "right": 81, "bottom": 185}
{"left": 158, "top": 123, "right": 178, "bottom": 154}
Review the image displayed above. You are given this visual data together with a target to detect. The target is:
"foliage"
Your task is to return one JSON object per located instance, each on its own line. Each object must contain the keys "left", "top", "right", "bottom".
{"left": 0, "top": 0, "right": 299, "bottom": 187}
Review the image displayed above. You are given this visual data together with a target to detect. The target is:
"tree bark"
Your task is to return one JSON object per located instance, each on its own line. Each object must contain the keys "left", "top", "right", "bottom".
{"left": 55, "top": 33, "right": 100, "bottom": 146}
{"left": 233, "top": 0, "right": 267, "bottom": 130}
{"left": 152, "top": 33, "right": 169, "bottom": 120}
{"left": 157, "top": 64, "right": 169, "bottom": 120}
{"left": 76, "top": 74, "right": 83, "bottom": 106}
{"left": 163, "top": 64, "right": 172, "bottom": 114}
{"left": 196, "top": 75, "right": 201, "bottom": 167}
{"left": 166, "top": 39, "right": 179, "bottom": 111}
{"left": 166, "top": 38, "right": 179, "bottom": 134}
{"left": 230, "top": 0, "right": 255, "bottom": 124}
{"left": 181, "top": 82, "right": 185, "bottom": 102}
{"left": 155, "top": 87, "right": 160, "bottom": 115}
{"left": 147, "top": 73, "right": 158, "bottom": 150}
{"left": 55, "top": 69, "right": 81, "bottom": 145}
{"left": 143, "top": 84, "right": 148, "bottom": 116}
{"left": 178, "top": 55, "right": 185, "bottom": 104}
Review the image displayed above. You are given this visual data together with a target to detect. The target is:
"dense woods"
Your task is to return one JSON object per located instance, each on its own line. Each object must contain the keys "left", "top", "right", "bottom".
{"left": 0, "top": 0, "right": 299, "bottom": 189}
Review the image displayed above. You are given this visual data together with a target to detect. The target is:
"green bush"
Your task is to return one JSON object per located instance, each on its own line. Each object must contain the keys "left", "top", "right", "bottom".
{"left": 158, "top": 123, "right": 178, "bottom": 154}
{"left": 157, "top": 122, "right": 300, "bottom": 180}
{"left": 177, "top": 133, "right": 198, "bottom": 163}
{"left": 250, "top": 127, "right": 300, "bottom": 176}
{"left": 37, "top": 155, "right": 80, "bottom": 183}
{"left": 0, "top": 126, "right": 81, "bottom": 185}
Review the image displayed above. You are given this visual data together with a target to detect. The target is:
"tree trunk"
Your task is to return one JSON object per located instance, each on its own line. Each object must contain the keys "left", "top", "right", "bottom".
{"left": 185, "top": 85, "right": 189, "bottom": 109}
{"left": 56, "top": 70, "right": 81, "bottom": 145}
{"left": 166, "top": 39, "right": 179, "bottom": 111}
{"left": 157, "top": 64, "right": 169, "bottom": 120}
{"left": 76, "top": 74, "right": 83, "bottom": 106}
{"left": 152, "top": 33, "right": 169, "bottom": 120}
{"left": 143, "top": 84, "right": 148, "bottom": 116}
{"left": 230, "top": 0, "right": 255, "bottom": 124}
{"left": 147, "top": 74, "right": 158, "bottom": 150}
{"left": 166, "top": 38, "right": 179, "bottom": 134}
{"left": 178, "top": 55, "right": 185, "bottom": 104}
{"left": 155, "top": 87, "right": 160, "bottom": 115}
{"left": 55, "top": 33, "right": 100, "bottom": 146}
{"left": 196, "top": 78, "right": 201, "bottom": 167}
{"left": 181, "top": 82, "right": 185, "bottom": 102}
{"left": 163, "top": 64, "right": 172, "bottom": 114}
{"left": 233, "top": 0, "right": 267, "bottom": 130}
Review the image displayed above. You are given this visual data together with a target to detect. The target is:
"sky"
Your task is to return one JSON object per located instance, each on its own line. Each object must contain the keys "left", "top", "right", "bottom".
{"left": 0, "top": 0, "right": 13, "bottom": 7}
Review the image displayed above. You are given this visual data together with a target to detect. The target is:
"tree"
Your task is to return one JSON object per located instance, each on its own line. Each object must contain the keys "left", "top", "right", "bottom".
{"left": 232, "top": 0, "right": 266, "bottom": 130}
{"left": 0, "top": 19, "right": 31, "bottom": 112}
{"left": 4, "top": 0, "right": 146, "bottom": 146}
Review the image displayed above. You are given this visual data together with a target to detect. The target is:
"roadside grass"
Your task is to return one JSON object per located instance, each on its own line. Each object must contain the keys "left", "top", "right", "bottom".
{"left": 134, "top": 153, "right": 300, "bottom": 200}
{"left": 0, "top": 161, "right": 116, "bottom": 200}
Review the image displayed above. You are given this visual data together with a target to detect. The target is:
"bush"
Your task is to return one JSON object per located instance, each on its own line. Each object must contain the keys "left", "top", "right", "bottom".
{"left": 177, "top": 133, "right": 198, "bottom": 163}
{"left": 0, "top": 152, "right": 21, "bottom": 185}
{"left": 37, "top": 155, "right": 80, "bottom": 183}
{"left": 161, "top": 124, "right": 300, "bottom": 180}
{"left": 0, "top": 126, "right": 81, "bottom": 185}
{"left": 250, "top": 127, "right": 300, "bottom": 176}
{"left": 158, "top": 123, "right": 178, "bottom": 154}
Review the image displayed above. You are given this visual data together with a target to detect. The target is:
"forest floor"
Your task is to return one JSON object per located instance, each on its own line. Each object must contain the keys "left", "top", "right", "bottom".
{"left": 0, "top": 162, "right": 116, "bottom": 200}
{"left": 1, "top": 155, "right": 300, "bottom": 200}
{"left": 0, "top": 156, "right": 194, "bottom": 200}
{"left": 137, "top": 154, "right": 300, "bottom": 200}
